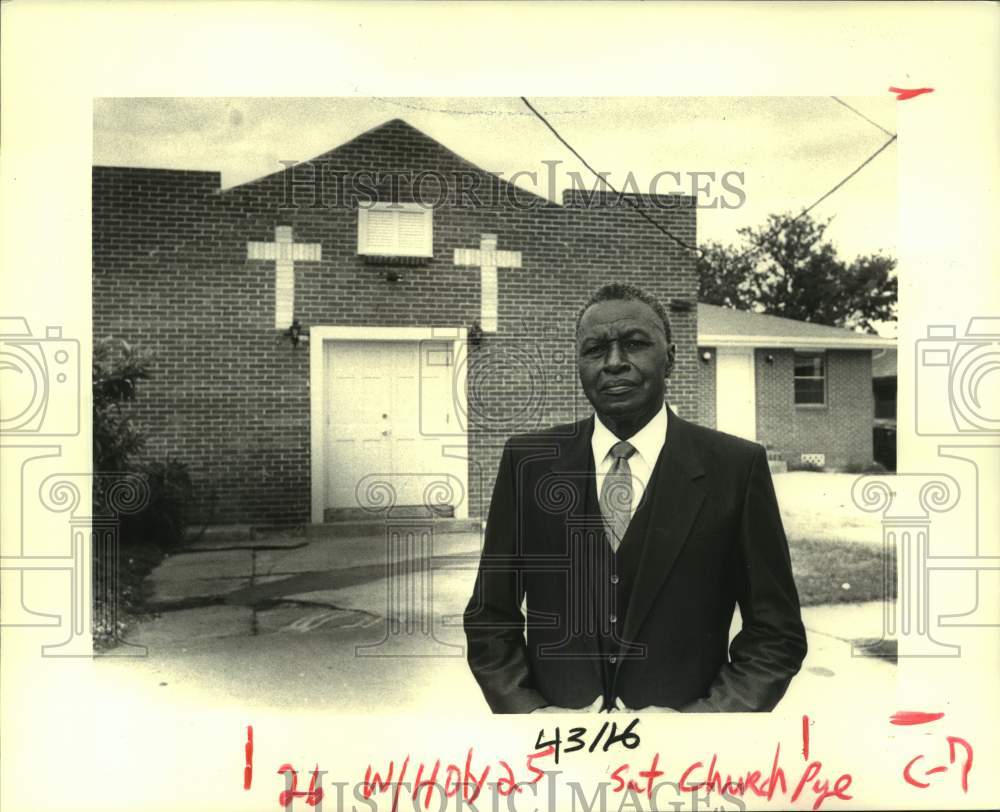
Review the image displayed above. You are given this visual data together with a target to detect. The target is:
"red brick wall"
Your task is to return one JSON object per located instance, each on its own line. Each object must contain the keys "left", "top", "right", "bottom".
{"left": 753, "top": 348, "right": 873, "bottom": 468}
{"left": 92, "top": 120, "right": 698, "bottom": 525}
{"left": 695, "top": 347, "right": 717, "bottom": 428}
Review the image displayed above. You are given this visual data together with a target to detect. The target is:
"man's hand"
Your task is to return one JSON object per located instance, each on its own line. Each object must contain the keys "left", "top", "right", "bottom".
{"left": 611, "top": 697, "right": 676, "bottom": 713}
{"left": 531, "top": 696, "right": 604, "bottom": 713}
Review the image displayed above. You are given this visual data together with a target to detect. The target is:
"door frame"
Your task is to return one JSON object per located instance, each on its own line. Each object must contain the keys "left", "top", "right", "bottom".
{"left": 714, "top": 345, "right": 758, "bottom": 441}
{"left": 309, "top": 325, "right": 469, "bottom": 523}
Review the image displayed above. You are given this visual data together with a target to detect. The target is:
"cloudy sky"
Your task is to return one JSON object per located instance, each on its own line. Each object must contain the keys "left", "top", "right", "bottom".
{"left": 94, "top": 96, "right": 897, "bottom": 261}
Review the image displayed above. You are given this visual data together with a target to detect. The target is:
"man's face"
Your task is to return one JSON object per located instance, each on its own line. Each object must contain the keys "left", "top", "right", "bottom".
{"left": 576, "top": 298, "right": 675, "bottom": 432}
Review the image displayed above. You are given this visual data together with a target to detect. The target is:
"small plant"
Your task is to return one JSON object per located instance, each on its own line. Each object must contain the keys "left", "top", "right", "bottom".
{"left": 787, "top": 459, "right": 825, "bottom": 472}
{"left": 843, "top": 460, "right": 889, "bottom": 474}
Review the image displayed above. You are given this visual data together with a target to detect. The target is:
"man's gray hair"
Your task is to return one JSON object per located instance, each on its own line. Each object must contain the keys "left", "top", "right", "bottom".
{"left": 575, "top": 283, "right": 672, "bottom": 343}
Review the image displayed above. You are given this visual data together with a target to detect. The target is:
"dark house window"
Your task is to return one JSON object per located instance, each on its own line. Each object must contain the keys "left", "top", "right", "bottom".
{"left": 794, "top": 352, "right": 826, "bottom": 405}
{"left": 873, "top": 377, "right": 897, "bottom": 420}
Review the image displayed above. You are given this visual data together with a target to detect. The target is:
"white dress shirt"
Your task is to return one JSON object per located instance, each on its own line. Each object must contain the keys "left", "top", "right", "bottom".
{"left": 591, "top": 402, "right": 668, "bottom": 520}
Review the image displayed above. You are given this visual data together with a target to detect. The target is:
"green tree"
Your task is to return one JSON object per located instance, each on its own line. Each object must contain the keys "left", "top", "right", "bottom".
{"left": 697, "top": 213, "right": 897, "bottom": 333}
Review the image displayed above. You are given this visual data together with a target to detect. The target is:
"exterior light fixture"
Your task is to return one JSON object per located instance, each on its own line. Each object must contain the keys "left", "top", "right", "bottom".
{"left": 284, "top": 319, "right": 306, "bottom": 347}
{"left": 468, "top": 320, "right": 484, "bottom": 349}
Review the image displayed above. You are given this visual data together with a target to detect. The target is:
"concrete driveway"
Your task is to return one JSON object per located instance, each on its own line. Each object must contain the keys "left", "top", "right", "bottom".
{"left": 98, "top": 471, "right": 895, "bottom": 712}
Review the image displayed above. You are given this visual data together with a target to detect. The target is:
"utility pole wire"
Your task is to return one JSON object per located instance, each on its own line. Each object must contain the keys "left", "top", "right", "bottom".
{"left": 830, "top": 96, "right": 895, "bottom": 138}
{"left": 520, "top": 96, "right": 702, "bottom": 256}
{"left": 522, "top": 95, "right": 898, "bottom": 260}
{"left": 792, "top": 133, "right": 898, "bottom": 224}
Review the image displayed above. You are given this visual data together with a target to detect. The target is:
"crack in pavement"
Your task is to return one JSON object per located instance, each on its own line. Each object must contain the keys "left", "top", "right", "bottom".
{"left": 146, "top": 594, "right": 227, "bottom": 613}
{"left": 250, "top": 548, "right": 260, "bottom": 636}
{"left": 145, "top": 556, "right": 399, "bottom": 615}
{"left": 222, "top": 559, "right": 428, "bottom": 606}
{"left": 177, "top": 542, "right": 311, "bottom": 554}
{"left": 250, "top": 597, "right": 383, "bottom": 620}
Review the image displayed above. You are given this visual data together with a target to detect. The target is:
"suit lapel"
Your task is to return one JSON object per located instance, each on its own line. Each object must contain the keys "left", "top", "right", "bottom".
{"left": 541, "top": 418, "right": 605, "bottom": 681}
{"left": 543, "top": 417, "right": 595, "bottom": 550}
{"left": 620, "top": 407, "right": 707, "bottom": 646}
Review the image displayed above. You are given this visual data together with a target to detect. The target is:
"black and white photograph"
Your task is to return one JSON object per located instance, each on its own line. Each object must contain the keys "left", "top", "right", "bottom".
{"left": 89, "top": 96, "right": 899, "bottom": 719}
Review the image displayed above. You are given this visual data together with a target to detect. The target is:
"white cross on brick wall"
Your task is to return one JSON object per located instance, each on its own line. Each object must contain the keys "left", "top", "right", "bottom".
{"left": 453, "top": 234, "right": 522, "bottom": 333}
{"left": 247, "top": 226, "right": 322, "bottom": 328}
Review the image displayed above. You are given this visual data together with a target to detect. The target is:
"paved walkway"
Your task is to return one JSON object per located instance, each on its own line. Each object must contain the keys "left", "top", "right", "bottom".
{"left": 102, "top": 520, "right": 895, "bottom": 713}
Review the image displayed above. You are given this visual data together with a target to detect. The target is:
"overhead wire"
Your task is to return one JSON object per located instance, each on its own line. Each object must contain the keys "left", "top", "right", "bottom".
{"left": 745, "top": 97, "right": 898, "bottom": 248}
{"left": 519, "top": 96, "right": 702, "bottom": 256}
{"left": 374, "top": 97, "right": 589, "bottom": 117}
{"left": 830, "top": 96, "right": 895, "bottom": 138}
{"left": 520, "top": 95, "right": 898, "bottom": 259}
{"left": 791, "top": 133, "right": 898, "bottom": 225}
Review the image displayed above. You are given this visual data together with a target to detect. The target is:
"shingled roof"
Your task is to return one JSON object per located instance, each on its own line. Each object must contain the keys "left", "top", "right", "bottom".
{"left": 697, "top": 303, "right": 895, "bottom": 349}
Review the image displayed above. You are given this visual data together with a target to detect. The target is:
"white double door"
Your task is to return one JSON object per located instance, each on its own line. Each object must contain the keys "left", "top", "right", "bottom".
{"left": 323, "top": 340, "right": 464, "bottom": 514}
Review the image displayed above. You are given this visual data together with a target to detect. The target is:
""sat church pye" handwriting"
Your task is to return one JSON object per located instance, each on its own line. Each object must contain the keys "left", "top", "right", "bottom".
{"left": 245, "top": 710, "right": 973, "bottom": 811}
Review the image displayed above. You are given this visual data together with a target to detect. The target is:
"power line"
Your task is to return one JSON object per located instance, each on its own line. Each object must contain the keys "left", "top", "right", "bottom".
{"left": 830, "top": 96, "right": 895, "bottom": 138}
{"left": 745, "top": 131, "right": 897, "bottom": 253}
{"left": 746, "top": 99, "right": 898, "bottom": 248}
{"left": 374, "top": 97, "right": 589, "bottom": 118}
{"left": 519, "top": 96, "right": 702, "bottom": 256}
{"left": 792, "top": 133, "right": 898, "bottom": 224}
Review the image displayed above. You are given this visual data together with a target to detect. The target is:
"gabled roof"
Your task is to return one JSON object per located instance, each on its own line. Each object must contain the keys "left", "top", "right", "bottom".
{"left": 697, "top": 303, "right": 894, "bottom": 349}
{"left": 222, "top": 117, "right": 553, "bottom": 205}
{"left": 307, "top": 118, "right": 488, "bottom": 173}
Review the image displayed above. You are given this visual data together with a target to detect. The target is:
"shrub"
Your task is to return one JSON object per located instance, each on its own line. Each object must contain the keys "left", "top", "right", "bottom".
{"left": 787, "top": 459, "right": 826, "bottom": 472}
{"left": 119, "top": 458, "right": 194, "bottom": 551}
{"left": 93, "top": 337, "right": 150, "bottom": 477}
{"left": 843, "top": 460, "right": 889, "bottom": 474}
{"left": 92, "top": 337, "right": 194, "bottom": 648}
{"left": 93, "top": 337, "right": 192, "bottom": 550}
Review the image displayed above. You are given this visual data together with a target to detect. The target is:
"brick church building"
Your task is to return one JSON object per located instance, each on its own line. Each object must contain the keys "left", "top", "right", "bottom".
{"left": 93, "top": 118, "right": 699, "bottom": 527}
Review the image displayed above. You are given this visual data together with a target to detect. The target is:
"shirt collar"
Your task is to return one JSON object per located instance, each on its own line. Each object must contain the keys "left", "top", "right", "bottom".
{"left": 591, "top": 402, "right": 668, "bottom": 466}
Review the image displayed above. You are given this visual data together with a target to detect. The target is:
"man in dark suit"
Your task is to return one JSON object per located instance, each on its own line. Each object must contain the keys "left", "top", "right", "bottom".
{"left": 463, "top": 283, "right": 807, "bottom": 713}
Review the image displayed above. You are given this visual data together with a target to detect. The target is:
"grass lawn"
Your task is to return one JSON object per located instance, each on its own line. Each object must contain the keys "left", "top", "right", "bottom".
{"left": 788, "top": 537, "right": 895, "bottom": 607}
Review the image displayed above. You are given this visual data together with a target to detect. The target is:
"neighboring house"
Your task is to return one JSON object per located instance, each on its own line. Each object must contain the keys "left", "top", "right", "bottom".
{"left": 872, "top": 347, "right": 897, "bottom": 470}
{"left": 695, "top": 303, "right": 895, "bottom": 470}
{"left": 93, "top": 118, "right": 699, "bottom": 527}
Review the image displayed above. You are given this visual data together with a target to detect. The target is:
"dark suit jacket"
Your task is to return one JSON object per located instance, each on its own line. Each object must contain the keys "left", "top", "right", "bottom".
{"left": 463, "top": 406, "right": 808, "bottom": 713}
